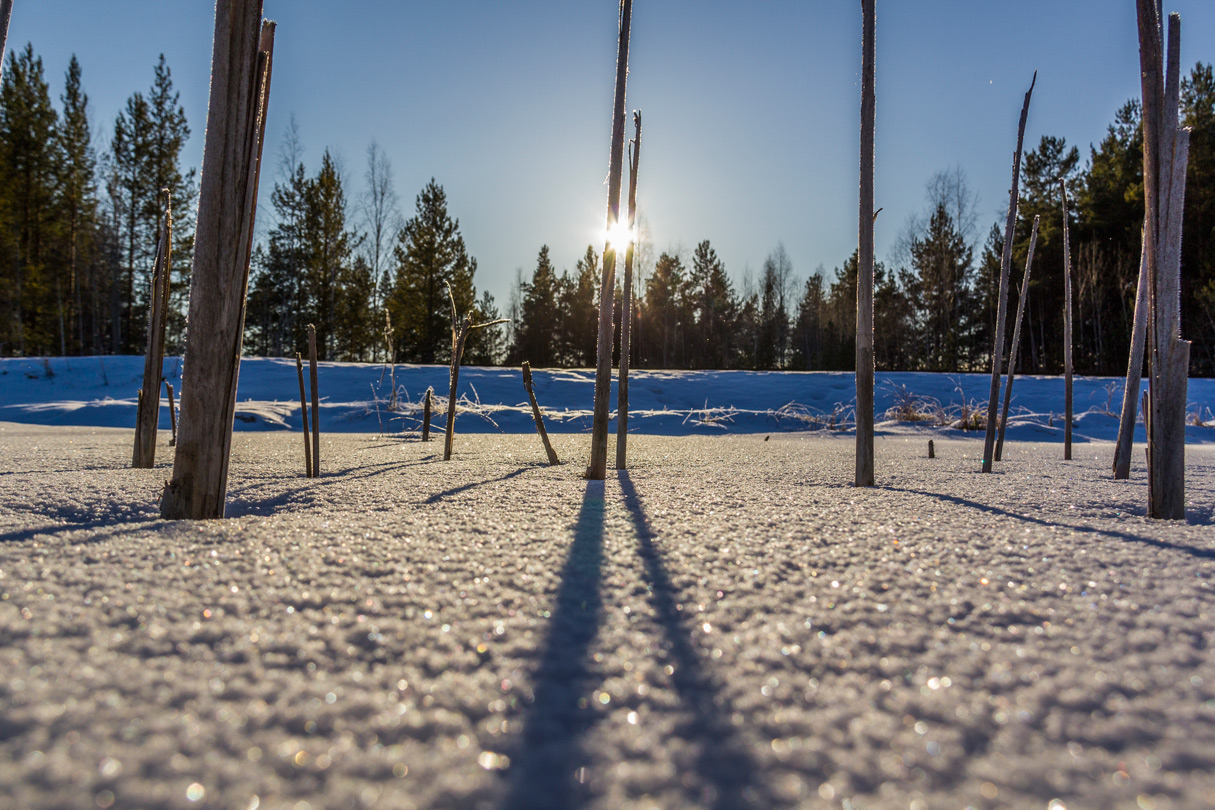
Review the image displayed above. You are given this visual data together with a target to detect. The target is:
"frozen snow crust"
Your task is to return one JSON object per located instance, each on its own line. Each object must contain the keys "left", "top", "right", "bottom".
{"left": 2, "top": 424, "right": 1214, "bottom": 809}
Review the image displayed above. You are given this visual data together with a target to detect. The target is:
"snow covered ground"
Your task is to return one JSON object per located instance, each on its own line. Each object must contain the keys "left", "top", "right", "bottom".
{"left": 2, "top": 357, "right": 1214, "bottom": 809}
{"left": 3, "top": 355, "right": 1213, "bottom": 440}
{"left": 1, "top": 424, "right": 1214, "bottom": 809}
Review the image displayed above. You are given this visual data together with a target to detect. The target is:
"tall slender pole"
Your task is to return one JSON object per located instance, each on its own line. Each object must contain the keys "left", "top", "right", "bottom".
{"left": 308, "top": 324, "right": 319, "bottom": 477}
{"left": 587, "top": 0, "right": 632, "bottom": 481}
{"left": 1061, "top": 181, "right": 1074, "bottom": 460}
{"left": 295, "top": 352, "right": 312, "bottom": 477}
{"left": 996, "top": 215, "right": 1039, "bottom": 461}
{"left": 1113, "top": 230, "right": 1149, "bottom": 478}
{"left": 855, "top": 0, "right": 876, "bottom": 488}
{"left": 981, "top": 72, "right": 1036, "bottom": 473}
{"left": 133, "top": 193, "right": 172, "bottom": 468}
{"left": 160, "top": 1, "right": 273, "bottom": 519}
{"left": 616, "top": 110, "right": 641, "bottom": 471}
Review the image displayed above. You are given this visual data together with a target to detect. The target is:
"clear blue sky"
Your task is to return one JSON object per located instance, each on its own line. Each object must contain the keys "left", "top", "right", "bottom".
{"left": 8, "top": 1, "right": 1215, "bottom": 308}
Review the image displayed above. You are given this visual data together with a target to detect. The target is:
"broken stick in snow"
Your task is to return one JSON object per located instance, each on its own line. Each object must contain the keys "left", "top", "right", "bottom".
{"left": 443, "top": 284, "right": 509, "bottom": 461}
{"left": 296, "top": 352, "right": 312, "bottom": 477}
{"left": 523, "top": 362, "right": 560, "bottom": 466}
{"left": 982, "top": 71, "right": 1036, "bottom": 474}
{"left": 996, "top": 215, "right": 1039, "bottom": 462}
{"left": 422, "top": 388, "right": 433, "bottom": 442}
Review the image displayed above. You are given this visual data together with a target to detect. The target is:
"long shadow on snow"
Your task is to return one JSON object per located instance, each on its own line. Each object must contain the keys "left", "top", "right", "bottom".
{"left": 884, "top": 486, "right": 1215, "bottom": 558}
{"left": 425, "top": 467, "right": 531, "bottom": 504}
{"left": 498, "top": 480, "right": 606, "bottom": 810}
{"left": 618, "top": 471, "right": 774, "bottom": 809}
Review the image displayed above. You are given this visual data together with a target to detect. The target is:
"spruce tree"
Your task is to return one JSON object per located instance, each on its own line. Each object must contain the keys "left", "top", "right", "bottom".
{"left": 303, "top": 150, "right": 361, "bottom": 360}
{"left": 57, "top": 55, "right": 97, "bottom": 355}
{"left": 513, "top": 245, "right": 559, "bottom": 368}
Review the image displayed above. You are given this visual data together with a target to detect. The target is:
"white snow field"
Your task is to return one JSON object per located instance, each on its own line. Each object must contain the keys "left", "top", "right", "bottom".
{"left": 1, "top": 357, "right": 1214, "bottom": 809}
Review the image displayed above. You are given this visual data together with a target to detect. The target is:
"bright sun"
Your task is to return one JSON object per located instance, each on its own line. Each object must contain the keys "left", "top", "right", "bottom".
{"left": 603, "top": 221, "right": 635, "bottom": 250}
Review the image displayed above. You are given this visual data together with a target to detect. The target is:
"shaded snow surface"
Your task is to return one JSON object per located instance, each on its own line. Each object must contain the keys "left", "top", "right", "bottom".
{"left": 2, "top": 423, "right": 1214, "bottom": 809}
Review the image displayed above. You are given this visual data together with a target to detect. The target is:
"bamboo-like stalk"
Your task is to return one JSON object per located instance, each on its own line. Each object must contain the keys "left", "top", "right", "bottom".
{"left": 855, "top": 0, "right": 877, "bottom": 488}
{"left": 160, "top": 2, "right": 273, "bottom": 519}
{"left": 1113, "top": 231, "right": 1149, "bottom": 478}
{"left": 981, "top": 71, "right": 1036, "bottom": 473}
{"left": 165, "top": 381, "right": 177, "bottom": 447}
{"left": 1061, "top": 181, "right": 1074, "bottom": 461}
{"left": 1136, "top": 3, "right": 1191, "bottom": 519}
{"left": 422, "top": 387, "right": 433, "bottom": 442}
{"left": 133, "top": 193, "right": 172, "bottom": 468}
{"left": 443, "top": 284, "right": 509, "bottom": 461}
{"left": 295, "top": 352, "right": 312, "bottom": 477}
{"left": 308, "top": 323, "right": 319, "bottom": 477}
{"left": 523, "top": 362, "right": 560, "bottom": 466}
{"left": 616, "top": 110, "right": 642, "bottom": 470}
{"left": 587, "top": 0, "right": 633, "bottom": 481}
{"left": 996, "top": 215, "right": 1039, "bottom": 462}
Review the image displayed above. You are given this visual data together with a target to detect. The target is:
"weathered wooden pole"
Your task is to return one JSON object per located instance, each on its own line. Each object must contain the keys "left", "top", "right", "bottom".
{"left": 1113, "top": 231, "right": 1149, "bottom": 478}
{"left": 444, "top": 285, "right": 508, "bottom": 461}
{"left": 133, "top": 193, "right": 172, "bottom": 468}
{"left": 0, "top": 1, "right": 13, "bottom": 76}
{"left": 523, "top": 362, "right": 560, "bottom": 466}
{"left": 422, "top": 387, "right": 433, "bottom": 442}
{"left": 855, "top": 0, "right": 877, "bottom": 488}
{"left": 981, "top": 72, "right": 1036, "bottom": 473}
{"left": 1061, "top": 181, "right": 1074, "bottom": 461}
{"left": 1136, "top": 2, "right": 1191, "bottom": 519}
{"left": 295, "top": 352, "right": 312, "bottom": 477}
{"left": 165, "top": 381, "right": 178, "bottom": 447}
{"left": 616, "top": 110, "right": 641, "bottom": 471}
{"left": 587, "top": 0, "right": 632, "bottom": 481}
{"left": 308, "top": 323, "right": 319, "bottom": 477}
{"left": 995, "top": 215, "right": 1039, "bottom": 462}
{"left": 160, "top": 3, "right": 274, "bottom": 519}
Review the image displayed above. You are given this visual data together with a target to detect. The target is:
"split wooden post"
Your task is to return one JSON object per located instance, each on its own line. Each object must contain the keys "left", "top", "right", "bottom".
{"left": 616, "top": 110, "right": 642, "bottom": 470}
{"left": 133, "top": 192, "right": 172, "bottom": 468}
{"left": 855, "top": 0, "right": 877, "bottom": 488}
{"left": 165, "top": 381, "right": 177, "bottom": 446}
{"left": 523, "top": 362, "right": 560, "bottom": 466}
{"left": 996, "top": 215, "right": 1039, "bottom": 462}
{"left": 295, "top": 352, "right": 312, "bottom": 477}
{"left": 1136, "top": 2, "right": 1191, "bottom": 519}
{"left": 159, "top": 4, "right": 274, "bottom": 519}
{"left": 308, "top": 324, "right": 319, "bottom": 477}
{"left": 981, "top": 72, "right": 1036, "bottom": 473}
{"left": 443, "top": 284, "right": 508, "bottom": 461}
{"left": 587, "top": 0, "right": 633, "bottom": 481}
{"left": 422, "top": 387, "right": 433, "bottom": 442}
{"left": 1113, "top": 231, "right": 1149, "bottom": 478}
{"left": 1061, "top": 181, "right": 1074, "bottom": 460}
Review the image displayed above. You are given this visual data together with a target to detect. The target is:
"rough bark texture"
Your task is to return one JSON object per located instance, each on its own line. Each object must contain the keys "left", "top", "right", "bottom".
{"left": 616, "top": 111, "right": 641, "bottom": 471}
{"left": 159, "top": 2, "right": 272, "bottom": 519}
{"left": 1136, "top": 3, "right": 1190, "bottom": 519}
{"left": 309, "top": 324, "right": 319, "bottom": 477}
{"left": 296, "top": 352, "right": 312, "bottom": 477}
{"left": 422, "top": 388, "right": 432, "bottom": 442}
{"left": 587, "top": 0, "right": 632, "bottom": 481}
{"left": 523, "top": 362, "right": 560, "bottom": 466}
{"left": 1062, "top": 182, "right": 1074, "bottom": 461}
{"left": 981, "top": 72, "right": 1036, "bottom": 473}
{"left": 996, "top": 216, "right": 1039, "bottom": 462}
{"left": 855, "top": 0, "right": 876, "bottom": 488}
{"left": 1113, "top": 233, "right": 1149, "bottom": 479}
{"left": 133, "top": 198, "right": 172, "bottom": 468}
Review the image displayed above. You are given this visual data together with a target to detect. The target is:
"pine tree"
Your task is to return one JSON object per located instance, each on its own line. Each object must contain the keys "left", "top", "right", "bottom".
{"left": 904, "top": 203, "right": 974, "bottom": 371}
{"left": 513, "top": 245, "right": 560, "bottom": 367}
{"left": 57, "top": 55, "right": 98, "bottom": 355}
{"left": 303, "top": 150, "right": 361, "bottom": 360}
{"left": 466, "top": 289, "right": 504, "bottom": 366}
{"left": 687, "top": 240, "right": 736, "bottom": 368}
{"left": 388, "top": 179, "right": 477, "bottom": 363}
{"left": 639, "top": 251, "right": 686, "bottom": 368}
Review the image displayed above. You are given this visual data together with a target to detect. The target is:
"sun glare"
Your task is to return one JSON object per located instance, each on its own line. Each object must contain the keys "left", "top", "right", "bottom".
{"left": 603, "top": 221, "right": 635, "bottom": 250}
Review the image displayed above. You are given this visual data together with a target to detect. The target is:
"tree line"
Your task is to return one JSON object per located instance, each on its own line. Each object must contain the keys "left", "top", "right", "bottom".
{"left": 3, "top": 41, "right": 1213, "bottom": 376}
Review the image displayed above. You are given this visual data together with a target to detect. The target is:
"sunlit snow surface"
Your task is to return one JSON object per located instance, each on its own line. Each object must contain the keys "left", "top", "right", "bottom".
{"left": 2, "top": 357, "right": 1215, "bottom": 809}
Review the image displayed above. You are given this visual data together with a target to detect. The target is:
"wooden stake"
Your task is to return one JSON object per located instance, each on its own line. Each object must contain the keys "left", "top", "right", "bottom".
{"left": 422, "top": 387, "right": 433, "bottom": 442}
{"left": 587, "top": 0, "right": 632, "bottom": 481}
{"left": 160, "top": 3, "right": 274, "bottom": 519}
{"left": 295, "top": 352, "right": 311, "bottom": 477}
{"left": 1113, "top": 231, "right": 1149, "bottom": 478}
{"left": 1061, "top": 181, "right": 1074, "bottom": 461}
{"left": 1136, "top": 3, "right": 1190, "bottom": 519}
{"left": 982, "top": 71, "right": 1036, "bottom": 473}
{"left": 928, "top": 439, "right": 935, "bottom": 459}
{"left": 308, "top": 323, "right": 319, "bottom": 477}
{"left": 443, "top": 284, "right": 508, "bottom": 461}
{"left": 165, "top": 381, "right": 177, "bottom": 447}
{"left": 855, "top": 0, "right": 877, "bottom": 488}
{"left": 133, "top": 193, "right": 172, "bottom": 468}
{"left": 996, "top": 216, "right": 1039, "bottom": 462}
{"left": 616, "top": 110, "right": 641, "bottom": 471}
{"left": 523, "top": 362, "right": 560, "bottom": 466}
